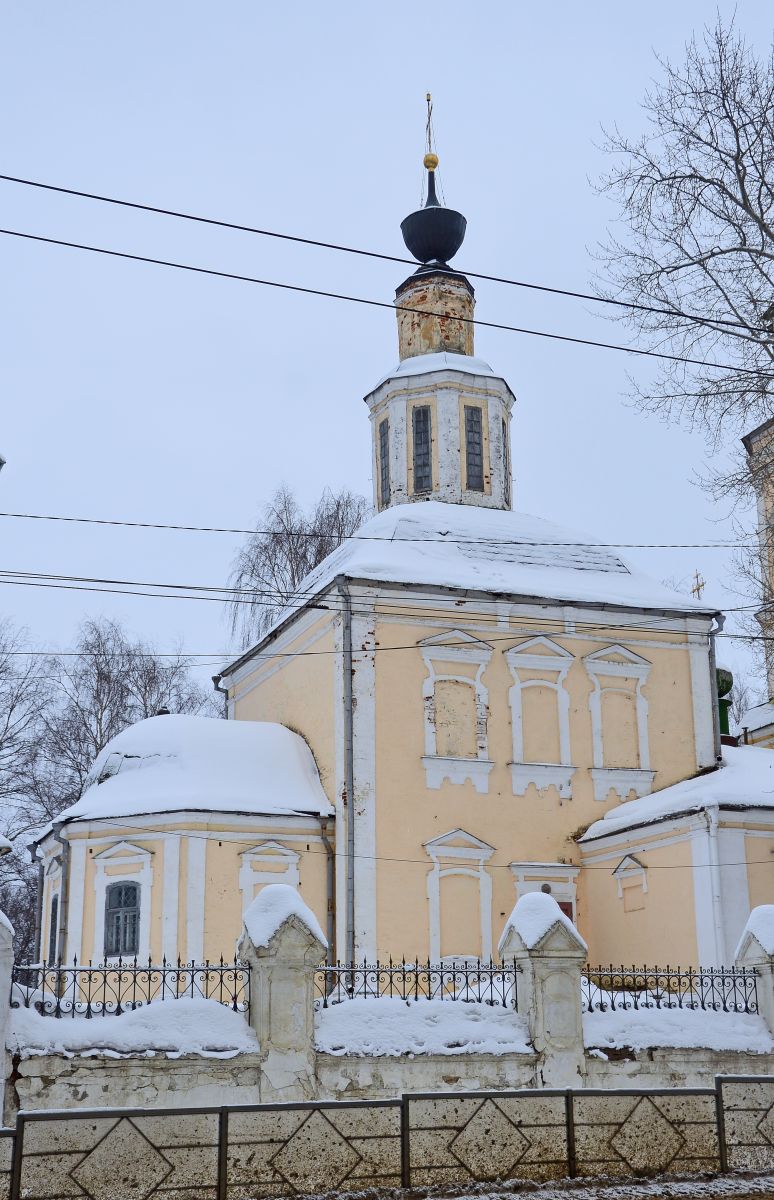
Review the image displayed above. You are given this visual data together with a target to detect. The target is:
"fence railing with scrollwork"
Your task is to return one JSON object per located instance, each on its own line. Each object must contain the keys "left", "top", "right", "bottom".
{"left": 314, "top": 958, "right": 520, "bottom": 1009}
{"left": 582, "top": 964, "right": 758, "bottom": 1014}
{"left": 10, "top": 958, "right": 250, "bottom": 1018}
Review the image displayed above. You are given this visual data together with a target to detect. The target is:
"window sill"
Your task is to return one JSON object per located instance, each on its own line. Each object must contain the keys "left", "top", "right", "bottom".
{"left": 422, "top": 756, "right": 494, "bottom": 794}
{"left": 509, "top": 762, "right": 576, "bottom": 800}
{"left": 591, "top": 767, "right": 655, "bottom": 803}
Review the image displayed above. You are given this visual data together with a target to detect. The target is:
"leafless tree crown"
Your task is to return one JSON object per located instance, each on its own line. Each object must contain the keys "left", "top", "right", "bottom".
{"left": 597, "top": 19, "right": 774, "bottom": 452}
{"left": 229, "top": 485, "right": 370, "bottom": 647}
{"left": 0, "top": 617, "right": 215, "bottom": 957}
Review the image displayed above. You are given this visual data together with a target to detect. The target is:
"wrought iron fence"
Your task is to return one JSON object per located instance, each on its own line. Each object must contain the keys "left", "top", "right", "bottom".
{"left": 11, "top": 957, "right": 250, "bottom": 1018}
{"left": 582, "top": 964, "right": 758, "bottom": 1014}
{"left": 314, "top": 958, "right": 519, "bottom": 1009}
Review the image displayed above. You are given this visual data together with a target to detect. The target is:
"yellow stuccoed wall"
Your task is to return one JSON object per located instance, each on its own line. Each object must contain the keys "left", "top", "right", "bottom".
{"left": 579, "top": 831, "right": 700, "bottom": 966}
{"left": 370, "top": 608, "right": 700, "bottom": 959}
{"left": 746, "top": 829, "right": 774, "bottom": 908}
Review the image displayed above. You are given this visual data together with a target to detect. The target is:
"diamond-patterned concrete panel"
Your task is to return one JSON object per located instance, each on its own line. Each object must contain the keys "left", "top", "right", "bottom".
{"left": 269, "top": 1111, "right": 360, "bottom": 1193}
{"left": 71, "top": 1119, "right": 173, "bottom": 1200}
{"left": 451, "top": 1100, "right": 528, "bottom": 1180}
{"left": 611, "top": 1098, "right": 684, "bottom": 1173}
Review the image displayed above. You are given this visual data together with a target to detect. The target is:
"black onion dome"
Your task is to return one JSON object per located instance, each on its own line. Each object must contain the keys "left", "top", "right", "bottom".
{"left": 400, "top": 156, "right": 467, "bottom": 266}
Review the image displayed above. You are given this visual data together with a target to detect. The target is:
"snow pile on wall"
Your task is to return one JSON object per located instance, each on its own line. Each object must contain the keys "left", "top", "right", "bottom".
{"left": 315, "top": 997, "right": 531, "bottom": 1057}
{"left": 243, "top": 883, "right": 326, "bottom": 951}
{"left": 8, "top": 998, "right": 258, "bottom": 1059}
{"left": 498, "top": 891, "right": 587, "bottom": 954}
{"left": 582, "top": 745, "right": 774, "bottom": 839}
{"left": 584, "top": 1007, "right": 774, "bottom": 1054}
{"left": 56, "top": 714, "right": 332, "bottom": 824}
{"left": 737, "top": 904, "right": 774, "bottom": 958}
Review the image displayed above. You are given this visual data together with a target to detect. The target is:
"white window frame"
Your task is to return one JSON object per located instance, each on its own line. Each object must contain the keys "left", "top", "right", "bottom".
{"left": 92, "top": 841, "right": 153, "bottom": 963}
{"left": 584, "top": 644, "right": 655, "bottom": 802}
{"left": 43, "top": 857, "right": 62, "bottom": 963}
{"left": 612, "top": 854, "right": 649, "bottom": 899}
{"left": 419, "top": 630, "right": 494, "bottom": 793}
{"left": 238, "top": 840, "right": 300, "bottom": 914}
{"left": 509, "top": 862, "right": 580, "bottom": 922}
{"left": 424, "top": 828, "right": 495, "bottom": 960}
{"left": 505, "top": 637, "right": 576, "bottom": 800}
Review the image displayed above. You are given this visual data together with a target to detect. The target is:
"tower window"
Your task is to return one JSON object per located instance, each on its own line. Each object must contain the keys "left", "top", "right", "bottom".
{"left": 379, "top": 417, "right": 390, "bottom": 506}
{"left": 502, "top": 418, "right": 511, "bottom": 506}
{"left": 465, "top": 406, "right": 484, "bottom": 491}
{"left": 413, "top": 406, "right": 432, "bottom": 493}
{"left": 105, "top": 881, "right": 140, "bottom": 958}
{"left": 48, "top": 895, "right": 59, "bottom": 963}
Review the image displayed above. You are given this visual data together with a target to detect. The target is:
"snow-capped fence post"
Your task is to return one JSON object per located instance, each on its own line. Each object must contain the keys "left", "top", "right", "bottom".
{"left": 498, "top": 893, "right": 587, "bottom": 1087}
{"left": 0, "top": 914, "right": 13, "bottom": 1117}
{"left": 734, "top": 905, "right": 774, "bottom": 1033}
{"left": 238, "top": 884, "right": 327, "bottom": 1102}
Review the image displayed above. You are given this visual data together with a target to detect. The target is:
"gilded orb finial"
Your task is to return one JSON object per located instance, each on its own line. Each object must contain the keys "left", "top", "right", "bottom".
{"left": 423, "top": 152, "right": 439, "bottom": 171}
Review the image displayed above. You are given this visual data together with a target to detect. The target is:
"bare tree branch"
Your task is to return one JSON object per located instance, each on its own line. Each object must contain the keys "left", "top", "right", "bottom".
{"left": 596, "top": 17, "right": 774, "bottom": 471}
{"left": 229, "top": 485, "right": 370, "bottom": 647}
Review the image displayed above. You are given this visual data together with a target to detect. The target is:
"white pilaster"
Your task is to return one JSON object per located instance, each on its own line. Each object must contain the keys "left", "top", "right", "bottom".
{"left": 351, "top": 592, "right": 378, "bottom": 959}
{"left": 65, "top": 840, "right": 87, "bottom": 963}
{"left": 185, "top": 835, "right": 207, "bottom": 963}
{"left": 162, "top": 834, "right": 181, "bottom": 962}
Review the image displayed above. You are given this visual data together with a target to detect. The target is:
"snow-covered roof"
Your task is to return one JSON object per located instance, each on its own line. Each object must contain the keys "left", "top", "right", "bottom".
{"left": 53, "top": 715, "right": 333, "bottom": 827}
{"left": 581, "top": 746, "right": 774, "bottom": 842}
{"left": 740, "top": 701, "right": 774, "bottom": 734}
{"left": 370, "top": 351, "right": 500, "bottom": 393}
{"left": 253, "top": 501, "right": 718, "bottom": 648}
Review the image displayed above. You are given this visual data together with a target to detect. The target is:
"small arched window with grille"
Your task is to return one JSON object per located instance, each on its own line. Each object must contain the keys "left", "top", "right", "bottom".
{"left": 104, "top": 881, "right": 140, "bottom": 958}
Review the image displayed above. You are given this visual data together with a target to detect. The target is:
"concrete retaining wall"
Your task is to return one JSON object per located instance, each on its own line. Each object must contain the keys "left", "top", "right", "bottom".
{"left": 4, "top": 1076, "right": 774, "bottom": 1199}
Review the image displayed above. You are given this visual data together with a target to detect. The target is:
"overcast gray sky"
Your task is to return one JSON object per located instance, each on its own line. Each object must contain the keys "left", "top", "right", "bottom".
{"left": 1, "top": 2, "right": 771, "bottom": 693}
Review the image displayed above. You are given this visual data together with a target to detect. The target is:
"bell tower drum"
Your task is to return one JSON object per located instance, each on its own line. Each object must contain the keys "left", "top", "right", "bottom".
{"left": 364, "top": 146, "right": 515, "bottom": 513}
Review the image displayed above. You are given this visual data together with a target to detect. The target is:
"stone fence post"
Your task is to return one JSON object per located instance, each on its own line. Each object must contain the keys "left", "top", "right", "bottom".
{"left": 0, "top": 915, "right": 13, "bottom": 1123}
{"left": 238, "top": 884, "right": 327, "bottom": 1103}
{"left": 498, "top": 892, "right": 587, "bottom": 1087}
{"left": 734, "top": 905, "right": 774, "bottom": 1033}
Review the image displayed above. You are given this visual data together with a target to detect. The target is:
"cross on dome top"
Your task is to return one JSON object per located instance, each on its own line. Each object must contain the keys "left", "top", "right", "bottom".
{"left": 400, "top": 97, "right": 467, "bottom": 270}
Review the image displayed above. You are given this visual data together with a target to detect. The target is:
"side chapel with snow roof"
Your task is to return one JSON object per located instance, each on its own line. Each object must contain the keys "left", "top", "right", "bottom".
{"left": 34, "top": 148, "right": 774, "bottom": 970}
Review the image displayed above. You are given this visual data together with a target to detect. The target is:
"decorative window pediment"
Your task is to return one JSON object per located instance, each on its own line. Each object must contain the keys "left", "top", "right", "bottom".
{"left": 424, "top": 828, "right": 495, "bottom": 864}
{"left": 584, "top": 644, "right": 651, "bottom": 678}
{"left": 419, "top": 629, "right": 493, "bottom": 664}
{"left": 93, "top": 840, "right": 153, "bottom": 865}
{"left": 612, "top": 854, "right": 649, "bottom": 898}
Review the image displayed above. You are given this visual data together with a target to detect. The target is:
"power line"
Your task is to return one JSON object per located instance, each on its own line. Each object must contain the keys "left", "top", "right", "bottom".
{"left": 0, "top": 172, "right": 768, "bottom": 336}
{"left": 0, "top": 509, "right": 755, "bottom": 549}
{"left": 0, "top": 565, "right": 737, "bottom": 615}
{"left": 40, "top": 813, "right": 774, "bottom": 872}
{"left": 1, "top": 226, "right": 770, "bottom": 378}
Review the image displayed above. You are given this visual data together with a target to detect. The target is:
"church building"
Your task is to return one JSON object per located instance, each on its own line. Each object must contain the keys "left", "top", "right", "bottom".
{"left": 33, "top": 152, "right": 774, "bottom": 970}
